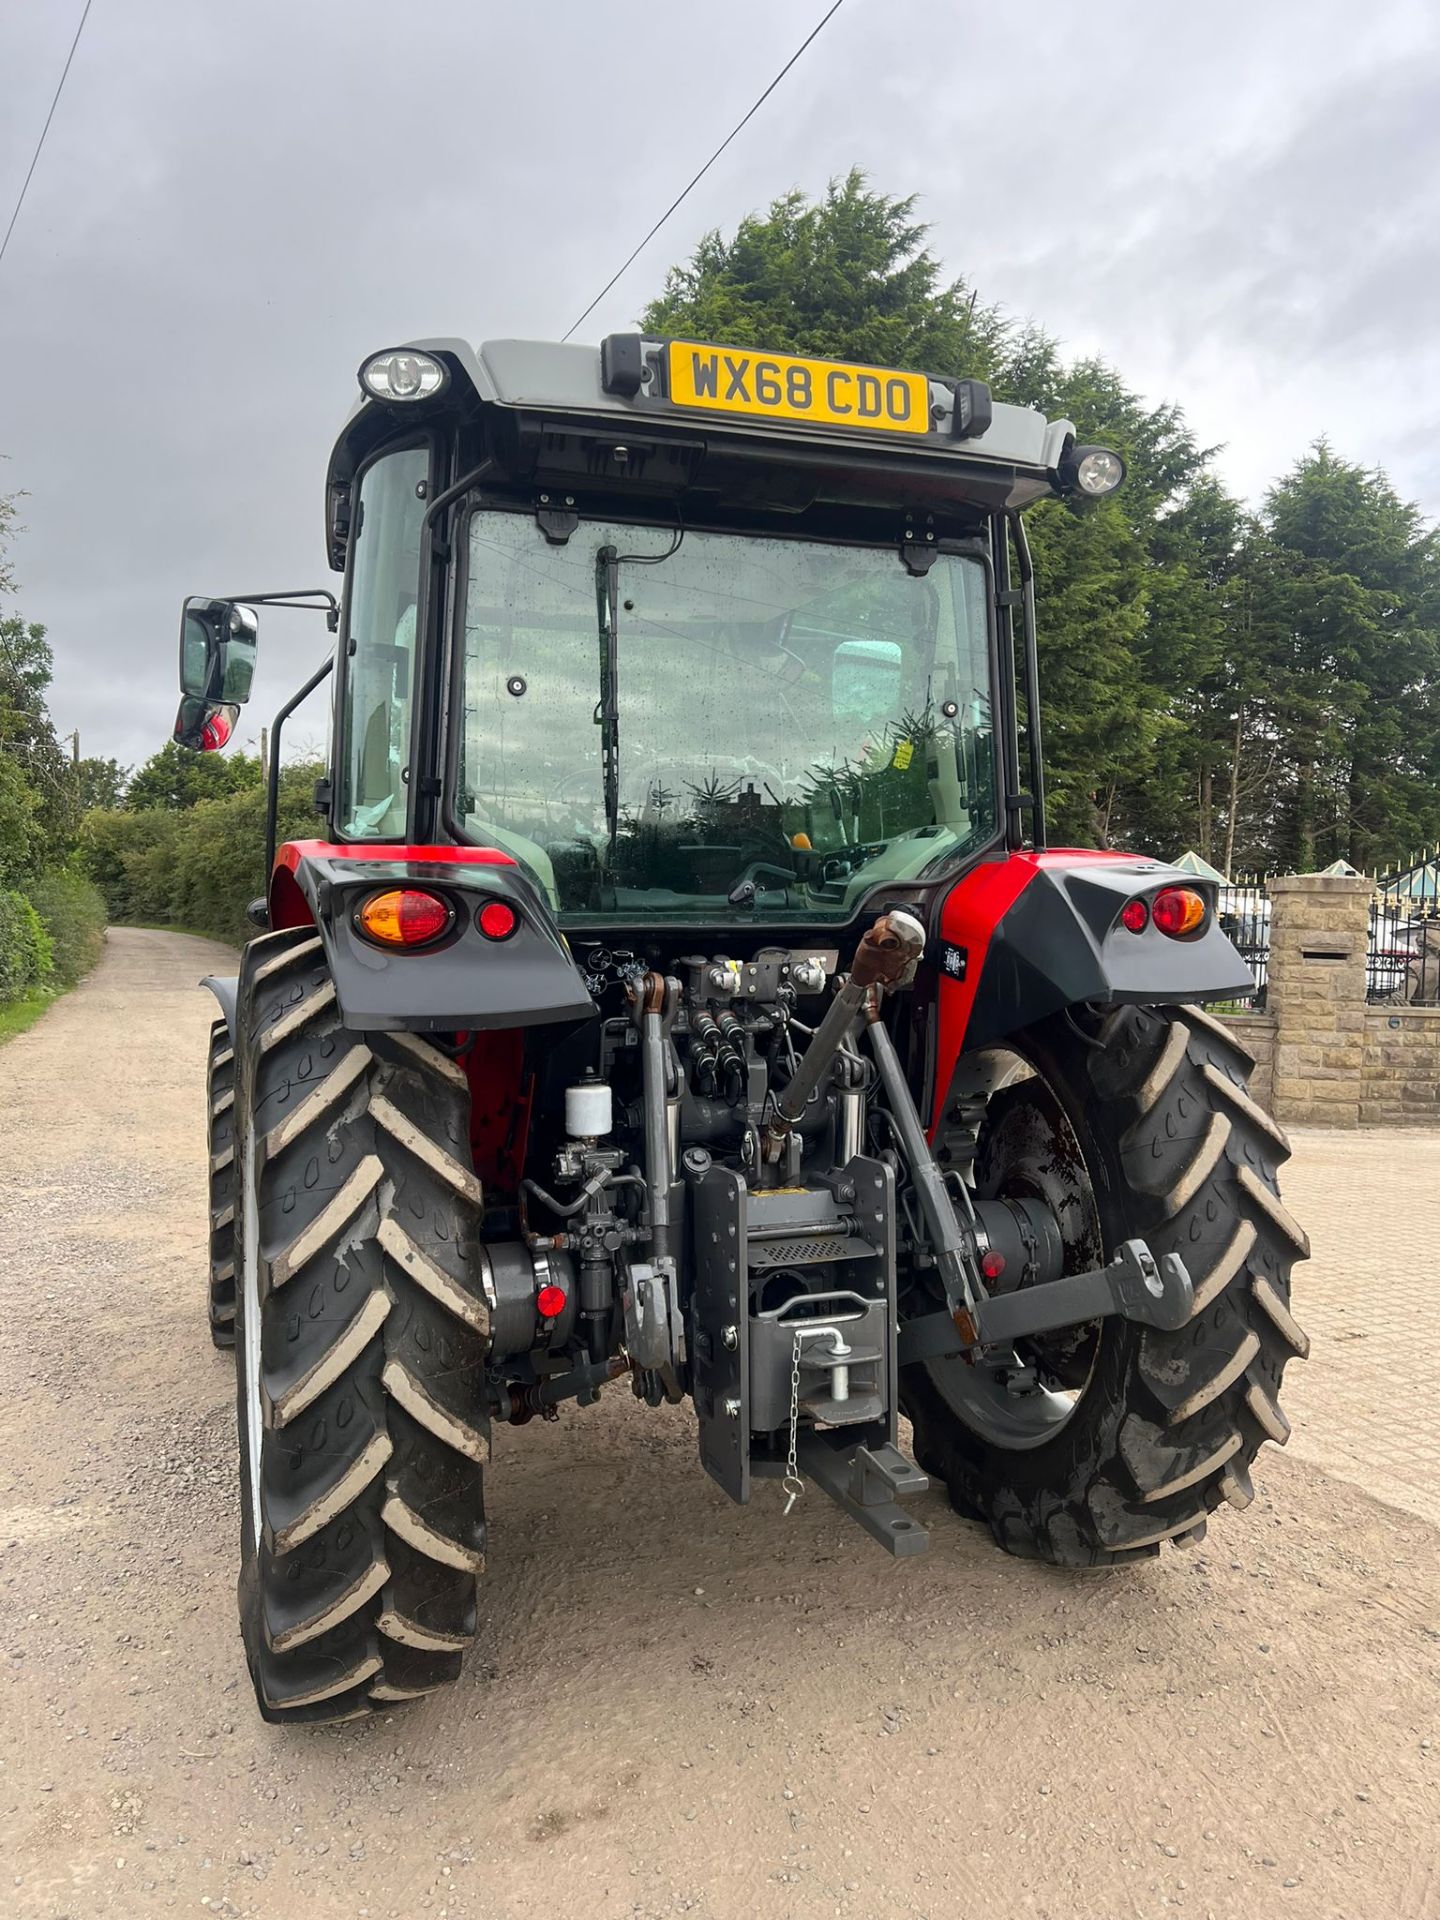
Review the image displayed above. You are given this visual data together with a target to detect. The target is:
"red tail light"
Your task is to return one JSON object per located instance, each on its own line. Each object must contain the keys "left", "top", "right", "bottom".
{"left": 477, "top": 899, "right": 518, "bottom": 941}
{"left": 1152, "top": 886, "right": 1207, "bottom": 938}
{"left": 355, "top": 887, "right": 453, "bottom": 948}
{"left": 1120, "top": 898, "right": 1149, "bottom": 933}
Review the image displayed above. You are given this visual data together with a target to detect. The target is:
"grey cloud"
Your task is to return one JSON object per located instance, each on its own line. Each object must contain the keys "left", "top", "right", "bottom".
{"left": 0, "top": 0, "right": 1435, "bottom": 765}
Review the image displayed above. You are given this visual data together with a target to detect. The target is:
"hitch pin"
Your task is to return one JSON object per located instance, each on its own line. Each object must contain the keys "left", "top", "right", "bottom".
{"left": 800, "top": 1324, "right": 851, "bottom": 1403}
{"left": 783, "top": 1323, "right": 856, "bottom": 1518}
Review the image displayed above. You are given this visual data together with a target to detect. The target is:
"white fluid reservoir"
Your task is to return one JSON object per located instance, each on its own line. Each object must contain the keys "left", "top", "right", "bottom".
{"left": 565, "top": 1079, "right": 613, "bottom": 1138}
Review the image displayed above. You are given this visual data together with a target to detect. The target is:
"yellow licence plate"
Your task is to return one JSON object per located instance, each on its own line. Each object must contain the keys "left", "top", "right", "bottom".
{"left": 667, "top": 342, "right": 930, "bottom": 436}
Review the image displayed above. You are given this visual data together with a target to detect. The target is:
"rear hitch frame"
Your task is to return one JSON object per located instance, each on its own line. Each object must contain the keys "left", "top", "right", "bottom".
{"left": 754, "top": 1434, "right": 931, "bottom": 1557}
{"left": 897, "top": 1238, "right": 1194, "bottom": 1368}
{"left": 859, "top": 978, "right": 1194, "bottom": 1364}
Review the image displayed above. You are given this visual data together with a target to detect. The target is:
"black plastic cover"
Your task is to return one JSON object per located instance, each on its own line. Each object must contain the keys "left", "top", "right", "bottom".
{"left": 964, "top": 860, "right": 1255, "bottom": 1050}
{"left": 200, "top": 973, "right": 239, "bottom": 1039}
{"left": 284, "top": 853, "right": 596, "bottom": 1033}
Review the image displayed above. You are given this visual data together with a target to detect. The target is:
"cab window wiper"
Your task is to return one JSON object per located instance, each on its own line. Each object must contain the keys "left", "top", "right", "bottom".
{"left": 594, "top": 543, "right": 620, "bottom": 861}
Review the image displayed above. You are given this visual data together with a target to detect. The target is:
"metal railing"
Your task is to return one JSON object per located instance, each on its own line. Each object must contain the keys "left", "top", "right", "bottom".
{"left": 1215, "top": 878, "right": 1269, "bottom": 1011}
{"left": 1161, "top": 860, "right": 1440, "bottom": 1011}
{"left": 1369, "top": 859, "right": 1440, "bottom": 1005}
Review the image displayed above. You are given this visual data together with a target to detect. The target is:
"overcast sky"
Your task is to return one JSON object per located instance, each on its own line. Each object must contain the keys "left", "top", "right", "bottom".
{"left": 2, "top": 0, "right": 1437, "bottom": 768}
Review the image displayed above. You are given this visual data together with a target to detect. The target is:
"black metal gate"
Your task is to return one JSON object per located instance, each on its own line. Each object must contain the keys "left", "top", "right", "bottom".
{"left": 1369, "top": 858, "right": 1440, "bottom": 1005}
{"left": 1215, "top": 878, "right": 1269, "bottom": 1010}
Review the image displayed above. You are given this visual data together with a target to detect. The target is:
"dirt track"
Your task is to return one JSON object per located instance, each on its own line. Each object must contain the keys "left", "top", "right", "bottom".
{"left": 1, "top": 928, "right": 1436, "bottom": 1920}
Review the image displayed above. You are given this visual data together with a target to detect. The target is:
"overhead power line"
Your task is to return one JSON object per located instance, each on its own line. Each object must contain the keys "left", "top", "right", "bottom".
{"left": 0, "top": 0, "right": 96, "bottom": 274}
{"left": 561, "top": 0, "right": 845, "bottom": 343}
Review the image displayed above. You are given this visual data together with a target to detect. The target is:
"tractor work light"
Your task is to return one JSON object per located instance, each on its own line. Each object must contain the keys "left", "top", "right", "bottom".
{"left": 1076, "top": 448, "right": 1125, "bottom": 495}
{"left": 1151, "top": 886, "right": 1207, "bottom": 938}
{"left": 355, "top": 887, "right": 453, "bottom": 948}
{"left": 359, "top": 350, "right": 448, "bottom": 403}
{"left": 1057, "top": 442, "right": 1127, "bottom": 498}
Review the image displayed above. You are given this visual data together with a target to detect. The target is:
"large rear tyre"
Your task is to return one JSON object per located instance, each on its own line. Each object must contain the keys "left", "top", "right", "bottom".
{"left": 904, "top": 1002, "right": 1310, "bottom": 1565}
{"left": 206, "top": 1019, "right": 237, "bottom": 1348}
{"left": 232, "top": 929, "right": 489, "bottom": 1722}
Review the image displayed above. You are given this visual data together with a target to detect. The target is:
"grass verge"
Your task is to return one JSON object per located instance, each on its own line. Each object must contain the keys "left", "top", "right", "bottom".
{"left": 0, "top": 987, "right": 64, "bottom": 1047}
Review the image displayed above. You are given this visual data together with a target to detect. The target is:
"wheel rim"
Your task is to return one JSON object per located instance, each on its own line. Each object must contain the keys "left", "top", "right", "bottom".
{"left": 918, "top": 1053, "right": 1104, "bottom": 1451}
{"left": 240, "top": 1102, "right": 264, "bottom": 1546}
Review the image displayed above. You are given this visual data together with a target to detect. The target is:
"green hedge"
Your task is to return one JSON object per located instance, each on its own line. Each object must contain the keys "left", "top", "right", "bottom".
{"left": 82, "top": 806, "right": 186, "bottom": 928}
{"left": 0, "top": 889, "right": 53, "bottom": 1003}
{"left": 83, "top": 761, "right": 325, "bottom": 947}
{"left": 28, "top": 867, "right": 108, "bottom": 987}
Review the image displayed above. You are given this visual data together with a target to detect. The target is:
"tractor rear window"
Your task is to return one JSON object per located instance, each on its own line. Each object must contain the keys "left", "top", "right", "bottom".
{"left": 455, "top": 510, "right": 997, "bottom": 924}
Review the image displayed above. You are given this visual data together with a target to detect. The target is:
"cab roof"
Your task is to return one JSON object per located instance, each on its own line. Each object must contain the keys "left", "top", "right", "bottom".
{"left": 324, "top": 334, "right": 1080, "bottom": 566}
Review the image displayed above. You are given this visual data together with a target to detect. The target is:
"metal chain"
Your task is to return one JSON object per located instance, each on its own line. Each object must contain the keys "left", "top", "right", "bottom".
{"left": 782, "top": 1326, "right": 804, "bottom": 1515}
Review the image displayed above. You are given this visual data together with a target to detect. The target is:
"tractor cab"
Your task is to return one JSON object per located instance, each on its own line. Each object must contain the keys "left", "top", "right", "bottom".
{"left": 177, "top": 334, "right": 1125, "bottom": 943}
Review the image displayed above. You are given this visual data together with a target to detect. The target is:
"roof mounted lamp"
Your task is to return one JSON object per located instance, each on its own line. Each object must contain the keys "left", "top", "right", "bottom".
{"left": 359, "top": 349, "right": 449, "bottom": 403}
{"left": 1056, "top": 441, "right": 1126, "bottom": 498}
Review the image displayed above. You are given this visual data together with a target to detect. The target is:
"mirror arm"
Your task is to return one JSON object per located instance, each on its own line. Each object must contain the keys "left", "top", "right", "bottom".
{"left": 420, "top": 458, "right": 498, "bottom": 550}
{"left": 252, "top": 464, "right": 495, "bottom": 882}
{"left": 265, "top": 655, "right": 336, "bottom": 884}
{"left": 216, "top": 588, "right": 340, "bottom": 632}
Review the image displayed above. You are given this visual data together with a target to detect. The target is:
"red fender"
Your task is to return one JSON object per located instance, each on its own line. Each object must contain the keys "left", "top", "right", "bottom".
{"left": 929, "top": 849, "right": 1137, "bottom": 1133}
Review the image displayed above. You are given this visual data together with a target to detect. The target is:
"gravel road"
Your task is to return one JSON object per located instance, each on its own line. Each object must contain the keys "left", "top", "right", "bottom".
{"left": 2, "top": 928, "right": 1436, "bottom": 1920}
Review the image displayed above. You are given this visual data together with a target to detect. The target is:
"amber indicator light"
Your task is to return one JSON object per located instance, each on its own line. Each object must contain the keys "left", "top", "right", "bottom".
{"left": 1151, "top": 886, "right": 1207, "bottom": 938}
{"left": 355, "top": 887, "right": 453, "bottom": 948}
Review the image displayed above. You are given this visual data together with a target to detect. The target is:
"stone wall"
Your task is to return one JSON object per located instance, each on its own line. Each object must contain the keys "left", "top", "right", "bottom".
{"left": 1266, "top": 874, "right": 1373, "bottom": 1126}
{"left": 1220, "top": 1011, "right": 1276, "bottom": 1111}
{"left": 1238, "top": 871, "right": 1440, "bottom": 1127}
{"left": 1361, "top": 1008, "right": 1440, "bottom": 1126}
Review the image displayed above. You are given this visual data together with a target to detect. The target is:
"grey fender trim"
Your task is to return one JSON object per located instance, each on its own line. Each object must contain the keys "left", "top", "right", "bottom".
{"left": 962, "top": 859, "right": 1254, "bottom": 1053}
{"left": 278, "top": 854, "right": 596, "bottom": 1033}
{"left": 201, "top": 974, "right": 239, "bottom": 1041}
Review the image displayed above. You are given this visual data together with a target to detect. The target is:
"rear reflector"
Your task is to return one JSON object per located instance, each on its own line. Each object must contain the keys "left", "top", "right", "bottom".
{"left": 535, "top": 1283, "right": 567, "bottom": 1320}
{"left": 1152, "top": 886, "right": 1207, "bottom": 938}
{"left": 200, "top": 708, "right": 234, "bottom": 751}
{"left": 355, "top": 887, "right": 453, "bottom": 948}
{"left": 477, "top": 899, "right": 518, "bottom": 941}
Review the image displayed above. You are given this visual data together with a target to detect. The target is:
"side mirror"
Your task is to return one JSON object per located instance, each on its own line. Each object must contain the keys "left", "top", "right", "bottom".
{"left": 179, "top": 596, "right": 259, "bottom": 705}
{"left": 173, "top": 694, "right": 240, "bottom": 753}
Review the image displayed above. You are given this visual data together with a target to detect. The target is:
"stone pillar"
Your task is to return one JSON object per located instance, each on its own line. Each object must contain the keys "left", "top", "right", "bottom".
{"left": 1266, "top": 873, "right": 1373, "bottom": 1127}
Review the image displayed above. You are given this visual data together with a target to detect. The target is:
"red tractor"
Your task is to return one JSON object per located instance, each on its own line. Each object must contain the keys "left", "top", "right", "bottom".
{"left": 178, "top": 335, "right": 1308, "bottom": 1722}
